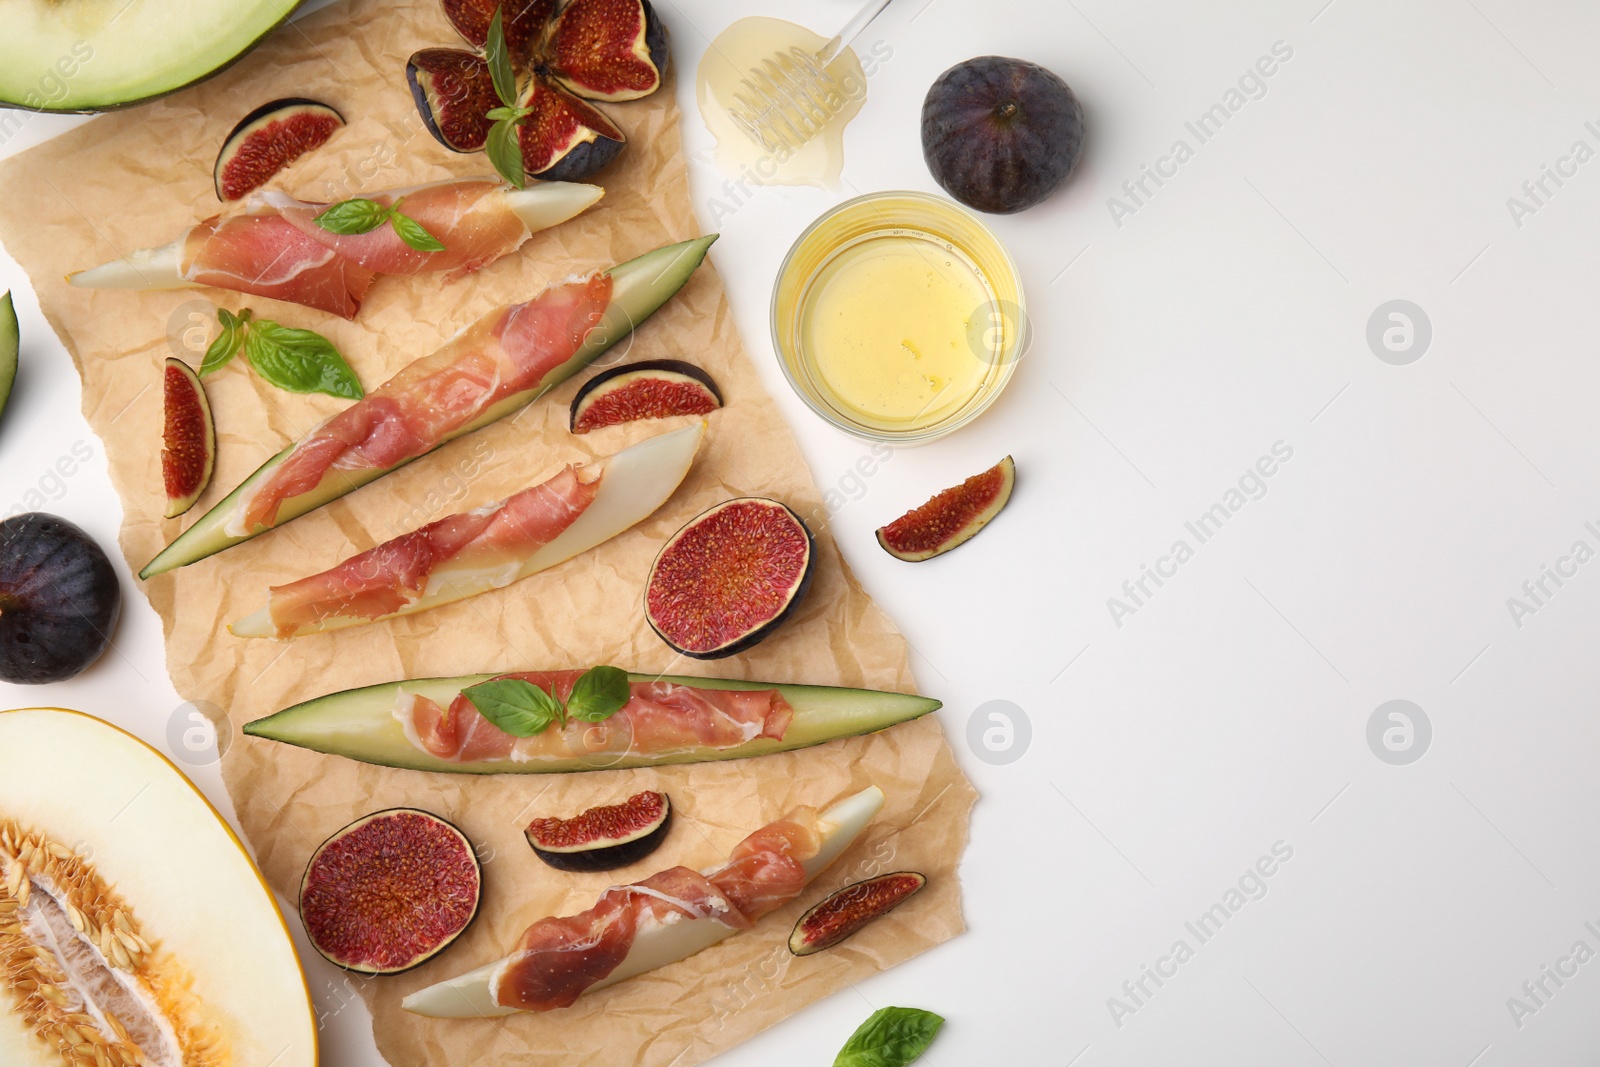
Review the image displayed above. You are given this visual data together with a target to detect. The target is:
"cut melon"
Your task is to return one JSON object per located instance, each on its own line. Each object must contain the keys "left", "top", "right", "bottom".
{"left": 0, "top": 707, "right": 315, "bottom": 1066}
{"left": 0, "top": 0, "right": 302, "bottom": 112}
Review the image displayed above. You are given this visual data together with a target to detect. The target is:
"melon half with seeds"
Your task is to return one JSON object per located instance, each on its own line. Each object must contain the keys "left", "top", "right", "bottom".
{"left": 0, "top": 707, "right": 315, "bottom": 1067}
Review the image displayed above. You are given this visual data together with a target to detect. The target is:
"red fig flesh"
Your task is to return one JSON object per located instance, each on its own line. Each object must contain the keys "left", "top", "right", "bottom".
{"left": 570, "top": 359, "right": 722, "bottom": 433}
{"left": 213, "top": 98, "right": 344, "bottom": 202}
{"left": 516, "top": 77, "right": 627, "bottom": 181}
{"left": 161, "top": 358, "right": 215, "bottom": 519}
{"left": 789, "top": 872, "right": 927, "bottom": 956}
{"left": 407, "top": 48, "right": 499, "bottom": 153}
{"left": 876, "top": 456, "right": 1015, "bottom": 562}
{"left": 545, "top": 0, "right": 668, "bottom": 102}
{"left": 645, "top": 498, "right": 814, "bottom": 659}
{"left": 441, "top": 0, "right": 554, "bottom": 57}
{"left": 300, "top": 808, "right": 482, "bottom": 975}
{"left": 524, "top": 790, "right": 672, "bottom": 871}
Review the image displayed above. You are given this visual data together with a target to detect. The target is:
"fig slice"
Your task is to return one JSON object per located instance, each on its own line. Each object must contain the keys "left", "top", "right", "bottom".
{"left": 0, "top": 290, "right": 15, "bottom": 424}
{"left": 162, "top": 358, "right": 216, "bottom": 519}
{"left": 545, "top": 0, "right": 669, "bottom": 103}
{"left": 645, "top": 497, "right": 815, "bottom": 659}
{"left": 300, "top": 808, "right": 482, "bottom": 976}
{"left": 570, "top": 359, "right": 722, "bottom": 433}
{"left": 790, "top": 871, "right": 927, "bottom": 956}
{"left": 407, "top": 48, "right": 499, "bottom": 153}
{"left": 525, "top": 790, "right": 672, "bottom": 871}
{"left": 441, "top": 0, "right": 555, "bottom": 57}
{"left": 0, "top": 513, "right": 121, "bottom": 684}
{"left": 876, "top": 455, "right": 1016, "bottom": 562}
{"left": 213, "top": 98, "right": 345, "bottom": 202}
{"left": 517, "top": 76, "right": 627, "bottom": 181}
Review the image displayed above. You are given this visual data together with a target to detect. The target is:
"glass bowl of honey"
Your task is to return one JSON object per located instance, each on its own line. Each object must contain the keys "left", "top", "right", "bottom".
{"left": 771, "top": 190, "right": 1025, "bottom": 444}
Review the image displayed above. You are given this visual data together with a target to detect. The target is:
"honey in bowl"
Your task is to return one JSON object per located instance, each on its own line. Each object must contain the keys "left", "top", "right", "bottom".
{"left": 772, "top": 191, "right": 1025, "bottom": 443}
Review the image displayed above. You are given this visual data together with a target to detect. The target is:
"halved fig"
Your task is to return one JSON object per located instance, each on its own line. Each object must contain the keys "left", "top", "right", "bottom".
{"left": 408, "top": 48, "right": 498, "bottom": 153}
{"left": 571, "top": 359, "right": 722, "bottom": 433}
{"left": 790, "top": 871, "right": 927, "bottom": 956}
{"left": 525, "top": 790, "right": 672, "bottom": 871}
{"left": 517, "top": 77, "right": 627, "bottom": 181}
{"left": 300, "top": 808, "right": 482, "bottom": 976}
{"left": 213, "top": 98, "right": 345, "bottom": 202}
{"left": 545, "top": 0, "right": 669, "bottom": 102}
{"left": 162, "top": 358, "right": 215, "bottom": 519}
{"left": 645, "top": 497, "right": 815, "bottom": 659}
{"left": 876, "top": 456, "right": 1016, "bottom": 562}
{"left": 442, "top": 0, "right": 554, "bottom": 57}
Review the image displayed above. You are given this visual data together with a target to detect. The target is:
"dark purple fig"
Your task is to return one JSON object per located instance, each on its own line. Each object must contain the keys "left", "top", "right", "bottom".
{"left": 570, "top": 359, "right": 721, "bottom": 434}
{"left": 921, "top": 56, "right": 1084, "bottom": 214}
{"left": 516, "top": 77, "right": 627, "bottom": 181}
{"left": 876, "top": 456, "right": 1015, "bottom": 562}
{"left": 300, "top": 808, "right": 482, "bottom": 975}
{"left": 645, "top": 498, "right": 814, "bottom": 659}
{"left": 0, "top": 513, "right": 121, "bottom": 684}
{"left": 790, "top": 872, "right": 927, "bottom": 956}
{"left": 408, "top": 48, "right": 499, "bottom": 153}
{"left": 524, "top": 790, "right": 672, "bottom": 872}
{"left": 213, "top": 98, "right": 345, "bottom": 202}
{"left": 545, "top": 0, "right": 668, "bottom": 103}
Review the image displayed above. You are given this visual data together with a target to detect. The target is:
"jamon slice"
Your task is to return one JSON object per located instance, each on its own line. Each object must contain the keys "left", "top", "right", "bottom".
{"left": 67, "top": 178, "right": 603, "bottom": 318}
{"left": 138, "top": 234, "right": 716, "bottom": 578}
{"left": 228, "top": 424, "right": 702, "bottom": 638}
{"left": 402, "top": 786, "right": 884, "bottom": 1017}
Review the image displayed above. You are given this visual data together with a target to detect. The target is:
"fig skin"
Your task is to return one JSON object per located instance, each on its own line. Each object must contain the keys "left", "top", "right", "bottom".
{"left": 516, "top": 77, "right": 627, "bottom": 182}
{"left": 525, "top": 791, "right": 673, "bottom": 872}
{"left": 570, "top": 358, "right": 722, "bottom": 433}
{"left": 408, "top": 48, "right": 498, "bottom": 153}
{"left": 921, "top": 56, "right": 1084, "bottom": 214}
{"left": 0, "top": 513, "right": 121, "bottom": 684}
{"left": 213, "top": 98, "right": 345, "bottom": 202}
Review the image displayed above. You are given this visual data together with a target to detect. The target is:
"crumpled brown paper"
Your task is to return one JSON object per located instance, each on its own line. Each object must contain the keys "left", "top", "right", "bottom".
{"left": 0, "top": 0, "right": 976, "bottom": 1063}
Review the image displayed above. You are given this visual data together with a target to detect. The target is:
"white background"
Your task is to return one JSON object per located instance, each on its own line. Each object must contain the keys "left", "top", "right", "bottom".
{"left": 3, "top": 0, "right": 1598, "bottom": 1063}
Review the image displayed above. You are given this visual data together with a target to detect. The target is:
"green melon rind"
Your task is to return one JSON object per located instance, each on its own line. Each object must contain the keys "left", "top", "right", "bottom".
{"left": 242, "top": 672, "right": 941, "bottom": 774}
{"left": 0, "top": 292, "right": 16, "bottom": 422}
{"left": 139, "top": 235, "right": 717, "bottom": 579}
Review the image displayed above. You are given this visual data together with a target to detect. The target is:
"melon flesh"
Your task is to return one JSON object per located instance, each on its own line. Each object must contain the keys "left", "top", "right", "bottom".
{"left": 0, "top": 0, "right": 301, "bottom": 112}
{"left": 0, "top": 708, "right": 315, "bottom": 1066}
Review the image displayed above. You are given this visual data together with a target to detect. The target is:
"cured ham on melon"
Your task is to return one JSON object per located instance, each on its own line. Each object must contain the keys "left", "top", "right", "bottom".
{"left": 68, "top": 177, "right": 603, "bottom": 318}
{"left": 402, "top": 786, "right": 885, "bottom": 1017}
{"left": 228, "top": 424, "right": 703, "bottom": 638}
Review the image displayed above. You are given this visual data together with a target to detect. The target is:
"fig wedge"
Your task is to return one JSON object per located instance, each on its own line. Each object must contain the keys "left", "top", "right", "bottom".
{"left": 139, "top": 234, "right": 716, "bottom": 579}
{"left": 545, "top": 0, "right": 668, "bottom": 103}
{"left": 571, "top": 359, "right": 722, "bottom": 433}
{"left": 876, "top": 456, "right": 1015, "bottom": 562}
{"left": 0, "top": 291, "right": 15, "bottom": 425}
{"left": 244, "top": 673, "right": 939, "bottom": 775}
{"left": 789, "top": 871, "right": 926, "bottom": 956}
{"left": 516, "top": 77, "right": 627, "bottom": 182}
{"left": 525, "top": 790, "right": 672, "bottom": 872}
{"left": 407, "top": 49, "right": 499, "bottom": 152}
{"left": 161, "top": 358, "right": 216, "bottom": 518}
{"left": 213, "top": 98, "right": 345, "bottom": 202}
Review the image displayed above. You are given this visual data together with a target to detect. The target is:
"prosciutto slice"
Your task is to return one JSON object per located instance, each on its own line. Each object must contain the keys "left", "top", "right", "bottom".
{"left": 494, "top": 813, "right": 821, "bottom": 1011}
{"left": 264, "top": 465, "right": 600, "bottom": 637}
{"left": 232, "top": 272, "right": 613, "bottom": 534}
{"left": 404, "top": 672, "right": 795, "bottom": 764}
{"left": 182, "top": 212, "right": 377, "bottom": 319}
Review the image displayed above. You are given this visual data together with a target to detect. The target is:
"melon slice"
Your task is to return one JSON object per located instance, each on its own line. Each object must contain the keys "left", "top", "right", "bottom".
{"left": 0, "top": 708, "right": 315, "bottom": 1067}
{"left": 0, "top": 0, "right": 301, "bottom": 112}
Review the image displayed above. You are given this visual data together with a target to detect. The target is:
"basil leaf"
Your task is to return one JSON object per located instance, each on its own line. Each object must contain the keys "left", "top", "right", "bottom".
{"left": 463, "top": 678, "right": 564, "bottom": 737}
{"left": 833, "top": 1008, "right": 944, "bottom": 1067}
{"left": 313, "top": 198, "right": 391, "bottom": 236}
{"left": 485, "top": 117, "right": 526, "bottom": 189}
{"left": 485, "top": 105, "right": 522, "bottom": 123}
{"left": 390, "top": 210, "right": 446, "bottom": 253}
{"left": 567, "top": 666, "right": 632, "bottom": 723}
{"left": 199, "top": 307, "right": 249, "bottom": 376}
{"left": 484, "top": 6, "right": 518, "bottom": 108}
{"left": 244, "top": 320, "right": 364, "bottom": 400}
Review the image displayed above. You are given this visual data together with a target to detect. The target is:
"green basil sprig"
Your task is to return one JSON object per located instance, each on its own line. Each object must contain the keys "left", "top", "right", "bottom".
{"left": 313, "top": 196, "right": 445, "bottom": 253}
{"left": 198, "top": 306, "right": 363, "bottom": 400}
{"left": 463, "top": 666, "right": 632, "bottom": 737}
{"left": 482, "top": 6, "right": 532, "bottom": 189}
{"left": 834, "top": 1008, "right": 944, "bottom": 1067}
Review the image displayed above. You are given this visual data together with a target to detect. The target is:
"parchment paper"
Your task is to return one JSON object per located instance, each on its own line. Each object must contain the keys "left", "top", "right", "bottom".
{"left": 0, "top": 1, "right": 976, "bottom": 1063}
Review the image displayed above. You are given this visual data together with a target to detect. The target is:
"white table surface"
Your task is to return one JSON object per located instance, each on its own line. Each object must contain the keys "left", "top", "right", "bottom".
{"left": 4, "top": 0, "right": 1598, "bottom": 1063}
